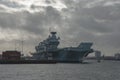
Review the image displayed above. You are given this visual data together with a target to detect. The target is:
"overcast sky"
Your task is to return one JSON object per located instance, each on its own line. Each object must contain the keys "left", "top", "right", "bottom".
{"left": 0, "top": 0, "right": 120, "bottom": 56}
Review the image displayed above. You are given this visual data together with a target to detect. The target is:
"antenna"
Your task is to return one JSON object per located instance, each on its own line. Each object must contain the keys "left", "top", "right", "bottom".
{"left": 15, "top": 40, "right": 17, "bottom": 51}
{"left": 21, "top": 37, "right": 24, "bottom": 54}
{"left": 22, "top": 40, "right": 23, "bottom": 54}
{"left": 49, "top": 27, "right": 51, "bottom": 33}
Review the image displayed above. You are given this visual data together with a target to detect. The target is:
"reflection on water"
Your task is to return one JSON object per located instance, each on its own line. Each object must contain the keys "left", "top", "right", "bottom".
{"left": 0, "top": 60, "right": 120, "bottom": 80}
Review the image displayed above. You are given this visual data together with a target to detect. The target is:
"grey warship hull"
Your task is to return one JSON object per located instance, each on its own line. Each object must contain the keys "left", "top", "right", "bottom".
{"left": 50, "top": 49, "right": 93, "bottom": 62}
{"left": 32, "top": 50, "right": 93, "bottom": 62}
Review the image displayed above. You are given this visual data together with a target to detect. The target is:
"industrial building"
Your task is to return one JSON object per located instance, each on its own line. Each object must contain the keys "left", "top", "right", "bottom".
{"left": 2, "top": 51, "right": 21, "bottom": 60}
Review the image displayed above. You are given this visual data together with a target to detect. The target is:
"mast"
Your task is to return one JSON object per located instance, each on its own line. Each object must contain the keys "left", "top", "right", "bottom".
{"left": 21, "top": 36, "right": 24, "bottom": 55}
{"left": 22, "top": 40, "right": 23, "bottom": 54}
{"left": 14, "top": 40, "right": 17, "bottom": 51}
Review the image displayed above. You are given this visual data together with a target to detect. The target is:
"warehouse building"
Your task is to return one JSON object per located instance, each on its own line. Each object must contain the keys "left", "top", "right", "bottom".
{"left": 2, "top": 51, "right": 21, "bottom": 60}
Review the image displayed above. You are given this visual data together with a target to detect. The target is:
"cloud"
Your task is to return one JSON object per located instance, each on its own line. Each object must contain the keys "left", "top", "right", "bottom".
{"left": 59, "top": 0, "right": 120, "bottom": 55}
{"left": 0, "top": 4, "right": 64, "bottom": 53}
{"left": 0, "top": 0, "right": 67, "bottom": 13}
{"left": 0, "top": 0, "right": 120, "bottom": 55}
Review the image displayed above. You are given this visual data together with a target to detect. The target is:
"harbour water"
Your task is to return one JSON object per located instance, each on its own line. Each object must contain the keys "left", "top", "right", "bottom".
{"left": 0, "top": 60, "right": 120, "bottom": 80}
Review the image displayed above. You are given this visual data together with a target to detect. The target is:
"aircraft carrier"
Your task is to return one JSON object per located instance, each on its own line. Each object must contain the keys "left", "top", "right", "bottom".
{"left": 32, "top": 32, "right": 94, "bottom": 63}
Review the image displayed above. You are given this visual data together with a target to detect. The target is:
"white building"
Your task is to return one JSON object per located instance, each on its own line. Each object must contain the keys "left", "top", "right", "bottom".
{"left": 115, "top": 53, "right": 120, "bottom": 60}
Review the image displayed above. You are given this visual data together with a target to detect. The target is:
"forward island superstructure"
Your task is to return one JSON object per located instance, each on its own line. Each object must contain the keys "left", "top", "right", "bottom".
{"left": 32, "top": 32, "right": 94, "bottom": 62}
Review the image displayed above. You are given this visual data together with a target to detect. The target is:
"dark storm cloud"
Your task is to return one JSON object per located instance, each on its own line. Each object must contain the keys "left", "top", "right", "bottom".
{"left": 0, "top": 12, "right": 21, "bottom": 29}
{"left": 83, "top": 6, "right": 120, "bottom": 20}
{"left": 23, "top": 6, "right": 63, "bottom": 35}
{"left": 63, "top": 1, "right": 120, "bottom": 33}
{"left": 0, "top": 6, "right": 62, "bottom": 35}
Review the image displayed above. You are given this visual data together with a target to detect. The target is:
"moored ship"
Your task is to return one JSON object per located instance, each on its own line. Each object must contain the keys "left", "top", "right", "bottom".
{"left": 32, "top": 32, "right": 94, "bottom": 63}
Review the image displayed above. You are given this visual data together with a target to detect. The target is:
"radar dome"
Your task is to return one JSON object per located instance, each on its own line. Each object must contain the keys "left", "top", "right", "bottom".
{"left": 49, "top": 26, "right": 57, "bottom": 32}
